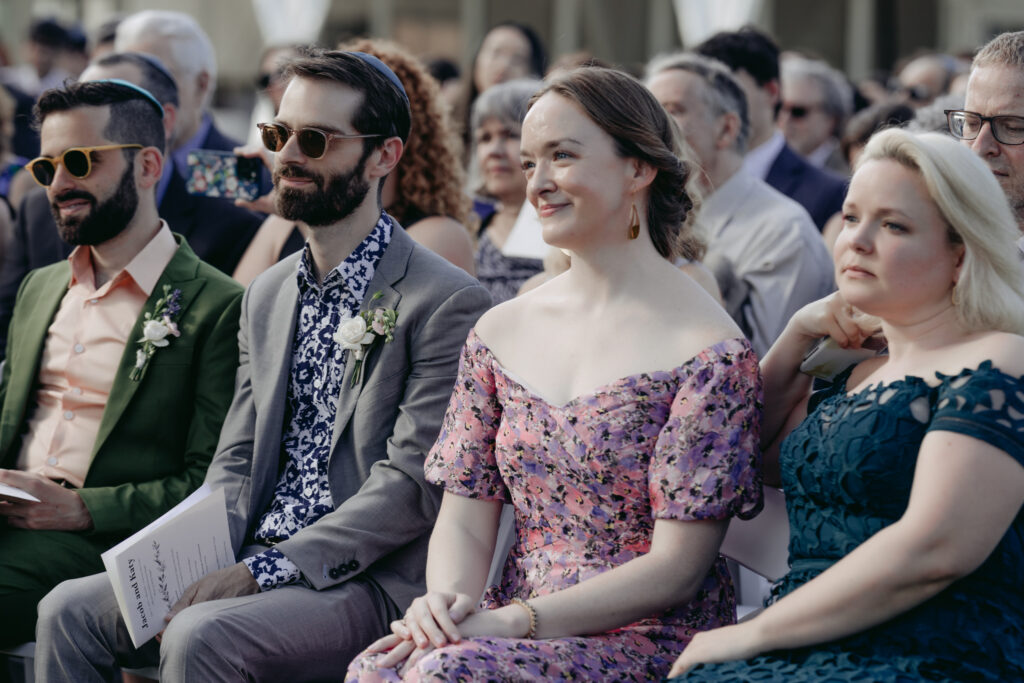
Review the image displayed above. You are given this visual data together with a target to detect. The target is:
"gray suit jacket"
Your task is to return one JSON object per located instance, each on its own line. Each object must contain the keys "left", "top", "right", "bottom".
{"left": 204, "top": 225, "right": 491, "bottom": 610}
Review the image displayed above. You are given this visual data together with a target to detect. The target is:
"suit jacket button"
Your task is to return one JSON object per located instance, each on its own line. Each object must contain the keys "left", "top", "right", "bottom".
{"left": 348, "top": 560, "right": 360, "bottom": 571}
{"left": 328, "top": 568, "right": 340, "bottom": 579}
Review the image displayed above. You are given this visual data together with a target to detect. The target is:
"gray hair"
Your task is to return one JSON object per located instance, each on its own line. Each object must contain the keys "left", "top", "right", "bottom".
{"left": 467, "top": 78, "right": 541, "bottom": 194}
{"left": 781, "top": 57, "right": 853, "bottom": 135}
{"left": 972, "top": 31, "right": 1024, "bottom": 71}
{"left": 114, "top": 11, "right": 216, "bottom": 107}
{"left": 470, "top": 78, "right": 542, "bottom": 135}
{"left": 645, "top": 52, "right": 750, "bottom": 154}
{"left": 905, "top": 92, "right": 964, "bottom": 134}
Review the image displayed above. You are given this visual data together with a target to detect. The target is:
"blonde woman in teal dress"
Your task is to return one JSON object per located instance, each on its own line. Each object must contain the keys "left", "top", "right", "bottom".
{"left": 672, "top": 129, "right": 1024, "bottom": 681}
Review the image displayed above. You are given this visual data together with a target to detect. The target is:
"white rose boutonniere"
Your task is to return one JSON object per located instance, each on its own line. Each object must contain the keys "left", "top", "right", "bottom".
{"left": 334, "top": 315, "right": 375, "bottom": 359}
{"left": 130, "top": 285, "right": 183, "bottom": 381}
{"left": 333, "top": 291, "right": 398, "bottom": 387}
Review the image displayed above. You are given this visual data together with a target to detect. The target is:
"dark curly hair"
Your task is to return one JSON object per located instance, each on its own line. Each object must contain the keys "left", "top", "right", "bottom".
{"left": 341, "top": 39, "right": 470, "bottom": 226}
{"left": 529, "top": 67, "right": 703, "bottom": 260}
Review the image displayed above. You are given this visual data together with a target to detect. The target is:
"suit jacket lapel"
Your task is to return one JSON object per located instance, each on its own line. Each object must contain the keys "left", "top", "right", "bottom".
{"left": 766, "top": 145, "right": 803, "bottom": 197}
{"left": 90, "top": 239, "right": 206, "bottom": 459}
{"left": 329, "top": 227, "right": 412, "bottom": 454}
{"left": 0, "top": 269, "right": 69, "bottom": 463}
{"left": 252, "top": 264, "right": 299, "bottom": 435}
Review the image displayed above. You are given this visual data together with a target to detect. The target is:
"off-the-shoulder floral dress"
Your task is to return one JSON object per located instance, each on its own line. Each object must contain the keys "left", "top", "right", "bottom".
{"left": 347, "top": 330, "right": 763, "bottom": 681}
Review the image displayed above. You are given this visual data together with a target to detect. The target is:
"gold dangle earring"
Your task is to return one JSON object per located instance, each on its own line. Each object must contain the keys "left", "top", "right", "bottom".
{"left": 951, "top": 282, "right": 960, "bottom": 307}
{"left": 628, "top": 203, "right": 640, "bottom": 240}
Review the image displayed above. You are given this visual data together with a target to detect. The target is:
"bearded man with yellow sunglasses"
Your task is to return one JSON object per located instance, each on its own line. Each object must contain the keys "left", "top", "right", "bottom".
{"left": 0, "top": 79, "right": 242, "bottom": 646}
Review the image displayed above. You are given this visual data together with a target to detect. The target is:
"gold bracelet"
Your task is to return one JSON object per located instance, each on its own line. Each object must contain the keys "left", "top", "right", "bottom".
{"left": 511, "top": 597, "right": 537, "bottom": 639}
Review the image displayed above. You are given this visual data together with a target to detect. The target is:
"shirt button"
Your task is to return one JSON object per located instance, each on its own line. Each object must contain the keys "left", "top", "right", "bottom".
{"left": 47, "top": 456, "right": 58, "bottom": 465}
{"left": 89, "top": 299, "right": 98, "bottom": 304}
{"left": 71, "top": 387, "right": 83, "bottom": 396}
{"left": 73, "top": 343, "right": 85, "bottom": 354}
{"left": 63, "top": 410, "right": 74, "bottom": 420}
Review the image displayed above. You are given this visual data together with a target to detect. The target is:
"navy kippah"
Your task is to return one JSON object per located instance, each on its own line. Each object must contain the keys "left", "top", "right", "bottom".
{"left": 347, "top": 51, "right": 409, "bottom": 102}
{"left": 130, "top": 53, "right": 177, "bottom": 93}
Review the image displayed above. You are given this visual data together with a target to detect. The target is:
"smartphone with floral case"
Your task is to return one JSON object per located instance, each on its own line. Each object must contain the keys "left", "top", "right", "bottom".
{"left": 185, "top": 149, "right": 260, "bottom": 201}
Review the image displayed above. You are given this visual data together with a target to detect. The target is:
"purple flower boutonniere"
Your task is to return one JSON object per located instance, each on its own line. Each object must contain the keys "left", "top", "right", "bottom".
{"left": 130, "top": 285, "right": 183, "bottom": 381}
{"left": 332, "top": 291, "right": 398, "bottom": 388}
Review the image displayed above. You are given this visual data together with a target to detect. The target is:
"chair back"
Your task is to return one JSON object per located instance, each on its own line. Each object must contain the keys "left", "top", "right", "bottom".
{"left": 721, "top": 486, "right": 790, "bottom": 582}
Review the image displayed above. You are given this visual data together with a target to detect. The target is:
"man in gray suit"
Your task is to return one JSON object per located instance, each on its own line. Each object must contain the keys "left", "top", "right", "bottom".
{"left": 646, "top": 53, "right": 833, "bottom": 357}
{"left": 35, "top": 49, "right": 491, "bottom": 682}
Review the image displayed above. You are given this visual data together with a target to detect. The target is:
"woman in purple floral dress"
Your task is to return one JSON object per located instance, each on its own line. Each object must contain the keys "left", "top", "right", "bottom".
{"left": 347, "top": 67, "right": 763, "bottom": 682}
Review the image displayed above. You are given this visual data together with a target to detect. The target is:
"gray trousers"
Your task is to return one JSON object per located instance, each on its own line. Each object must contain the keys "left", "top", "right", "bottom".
{"left": 35, "top": 570, "right": 400, "bottom": 683}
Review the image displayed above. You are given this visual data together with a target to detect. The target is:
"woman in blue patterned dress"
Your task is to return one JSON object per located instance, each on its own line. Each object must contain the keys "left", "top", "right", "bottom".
{"left": 671, "top": 129, "right": 1024, "bottom": 681}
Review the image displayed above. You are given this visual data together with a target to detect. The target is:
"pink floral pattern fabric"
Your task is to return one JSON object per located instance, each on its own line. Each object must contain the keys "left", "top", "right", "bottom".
{"left": 348, "top": 331, "right": 763, "bottom": 681}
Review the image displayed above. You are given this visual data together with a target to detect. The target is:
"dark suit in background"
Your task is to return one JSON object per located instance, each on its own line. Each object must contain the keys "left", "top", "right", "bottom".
{"left": 765, "top": 143, "right": 848, "bottom": 231}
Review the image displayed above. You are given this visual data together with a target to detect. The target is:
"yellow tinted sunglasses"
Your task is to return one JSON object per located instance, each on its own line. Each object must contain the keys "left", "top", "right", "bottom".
{"left": 26, "top": 144, "right": 143, "bottom": 187}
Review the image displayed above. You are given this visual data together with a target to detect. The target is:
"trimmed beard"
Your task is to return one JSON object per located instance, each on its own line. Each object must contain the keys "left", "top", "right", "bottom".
{"left": 51, "top": 157, "right": 139, "bottom": 246}
{"left": 273, "top": 155, "right": 372, "bottom": 227}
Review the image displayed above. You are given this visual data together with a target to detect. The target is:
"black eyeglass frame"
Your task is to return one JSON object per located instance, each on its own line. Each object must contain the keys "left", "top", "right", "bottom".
{"left": 945, "top": 109, "right": 1024, "bottom": 146}
{"left": 257, "top": 122, "right": 381, "bottom": 159}
{"left": 26, "top": 144, "right": 144, "bottom": 187}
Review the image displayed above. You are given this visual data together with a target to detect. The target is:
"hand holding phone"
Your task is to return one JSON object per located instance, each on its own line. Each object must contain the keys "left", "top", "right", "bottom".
{"left": 800, "top": 335, "right": 888, "bottom": 381}
{"left": 186, "top": 150, "right": 261, "bottom": 201}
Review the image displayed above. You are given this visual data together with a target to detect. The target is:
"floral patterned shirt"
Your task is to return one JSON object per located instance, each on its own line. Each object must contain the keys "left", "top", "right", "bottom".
{"left": 243, "top": 213, "right": 393, "bottom": 590}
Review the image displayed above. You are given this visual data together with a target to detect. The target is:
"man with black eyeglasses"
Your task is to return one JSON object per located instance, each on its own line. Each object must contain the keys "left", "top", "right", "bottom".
{"left": 36, "top": 49, "right": 490, "bottom": 682}
{"left": 949, "top": 30, "right": 1024, "bottom": 260}
{"left": 0, "top": 79, "right": 243, "bottom": 648}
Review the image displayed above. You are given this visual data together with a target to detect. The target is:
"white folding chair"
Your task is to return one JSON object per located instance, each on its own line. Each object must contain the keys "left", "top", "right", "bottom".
{"left": 721, "top": 486, "right": 790, "bottom": 620}
{"left": 482, "top": 504, "right": 516, "bottom": 599}
{"left": 1, "top": 641, "right": 159, "bottom": 682}
{"left": 0, "top": 642, "right": 36, "bottom": 683}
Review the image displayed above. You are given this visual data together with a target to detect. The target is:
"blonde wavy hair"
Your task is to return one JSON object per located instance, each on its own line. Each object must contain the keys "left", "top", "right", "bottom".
{"left": 857, "top": 128, "right": 1024, "bottom": 335}
{"left": 341, "top": 39, "right": 470, "bottom": 226}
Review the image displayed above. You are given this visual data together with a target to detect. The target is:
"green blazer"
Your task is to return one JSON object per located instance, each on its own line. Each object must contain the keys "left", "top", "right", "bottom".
{"left": 0, "top": 236, "right": 243, "bottom": 539}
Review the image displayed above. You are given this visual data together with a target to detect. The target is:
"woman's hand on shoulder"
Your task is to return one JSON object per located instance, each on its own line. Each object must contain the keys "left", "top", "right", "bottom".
{"left": 786, "top": 292, "right": 879, "bottom": 349}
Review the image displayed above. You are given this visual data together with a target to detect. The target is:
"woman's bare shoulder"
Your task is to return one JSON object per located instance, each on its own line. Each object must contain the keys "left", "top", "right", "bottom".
{"left": 474, "top": 276, "right": 566, "bottom": 349}
{"left": 956, "top": 331, "right": 1024, "bottom": 378}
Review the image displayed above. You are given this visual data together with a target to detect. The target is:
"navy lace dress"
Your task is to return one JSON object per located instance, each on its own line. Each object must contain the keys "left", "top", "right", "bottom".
{"left": 675, "top": 361, "right": 1024, "bottom": 682}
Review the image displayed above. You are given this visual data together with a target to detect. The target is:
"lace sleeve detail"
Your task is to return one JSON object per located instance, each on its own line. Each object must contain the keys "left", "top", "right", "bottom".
{"left": 929, "top": 361, "right": 1024, "bottom": 466}
{"left": 424, "top": 332, "right": 510, "bottom": 500}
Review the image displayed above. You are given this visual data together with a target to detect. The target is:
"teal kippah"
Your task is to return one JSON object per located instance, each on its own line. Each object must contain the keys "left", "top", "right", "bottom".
{"left": 94, "top": 78, "right": 165, "bottom": 119}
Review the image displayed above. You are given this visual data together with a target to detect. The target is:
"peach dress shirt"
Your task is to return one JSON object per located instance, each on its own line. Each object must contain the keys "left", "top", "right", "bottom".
{"left": 15, "top": 223, "right": 178, "bottom": 487}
